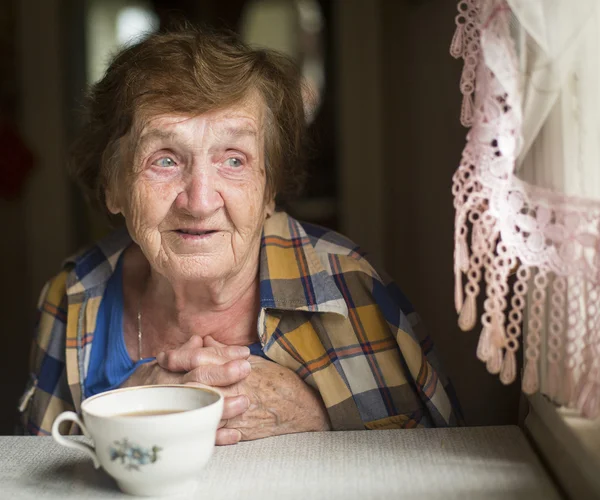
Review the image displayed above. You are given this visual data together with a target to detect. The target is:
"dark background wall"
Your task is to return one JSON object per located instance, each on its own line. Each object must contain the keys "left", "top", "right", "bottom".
{"left": 0, "top": 0, "right": 520, "bottom": 434}
{"left": 380, "top": 0, "right": 521, "bottom": 425}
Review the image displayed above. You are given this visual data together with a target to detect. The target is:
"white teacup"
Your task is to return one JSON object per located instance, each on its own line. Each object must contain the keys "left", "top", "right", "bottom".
{"left": 51, "top": 384, "right": 223, "bottom": 497}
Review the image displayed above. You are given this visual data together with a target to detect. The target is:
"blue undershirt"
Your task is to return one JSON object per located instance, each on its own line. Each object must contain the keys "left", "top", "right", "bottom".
{"left": 84, "top": 255, "right": 154, "bottom": 398}
{"left": 84, "top": 254, "right": 267, "bottom": 398}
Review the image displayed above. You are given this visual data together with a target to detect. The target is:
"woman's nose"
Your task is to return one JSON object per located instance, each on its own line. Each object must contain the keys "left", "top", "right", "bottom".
{"left": 174, "top": 169, "right": 224, "bottom": 217}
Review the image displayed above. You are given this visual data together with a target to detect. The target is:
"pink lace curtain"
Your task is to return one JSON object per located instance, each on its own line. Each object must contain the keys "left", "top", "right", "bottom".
{"left": 451, "top": 0, "right": 600, "bottom": 418}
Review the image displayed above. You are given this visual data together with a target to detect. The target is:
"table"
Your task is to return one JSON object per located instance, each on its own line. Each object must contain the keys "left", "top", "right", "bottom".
{"left": 0, "top": 426, "right": 561, "bottom": 499}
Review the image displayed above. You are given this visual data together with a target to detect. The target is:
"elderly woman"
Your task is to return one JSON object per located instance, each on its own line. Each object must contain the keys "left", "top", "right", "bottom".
{"left": 19, "top": 28, "right": 461, "bottom": 444}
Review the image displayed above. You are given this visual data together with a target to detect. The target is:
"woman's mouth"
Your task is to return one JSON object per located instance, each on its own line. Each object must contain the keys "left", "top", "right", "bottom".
{"left": 177, "top": 229, "right": 217, "bottom": 235}
{"left": 175, "top": 229, "right": 219, "bottom": 239}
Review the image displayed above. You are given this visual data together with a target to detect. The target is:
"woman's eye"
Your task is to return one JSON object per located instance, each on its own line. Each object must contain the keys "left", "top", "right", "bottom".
{"left": 224, "top": 157, "right": 243, "bottom": 168}
{"left": 153, "top": 157, "right": 176, "bottom": 168}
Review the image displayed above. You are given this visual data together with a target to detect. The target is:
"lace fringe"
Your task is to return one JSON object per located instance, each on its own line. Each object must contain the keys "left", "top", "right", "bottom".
{"left": 451, "top": 0, "right": 600, "bottom": 418}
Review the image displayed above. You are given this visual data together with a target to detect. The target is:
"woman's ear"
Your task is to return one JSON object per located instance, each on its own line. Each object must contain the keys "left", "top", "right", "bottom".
{"left": 265, "top": 198, "right": 275, "bottom": 217}
{"left": 105, "top": 187, "right": 122, "bottom": 215}
{"left": 105, "top": 138, "right": 129, "bottom": 215}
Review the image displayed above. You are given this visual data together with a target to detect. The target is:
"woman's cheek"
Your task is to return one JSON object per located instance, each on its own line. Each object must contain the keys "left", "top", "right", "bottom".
{"left": 152, "top": 182, "right": 179, "bottom": 206}
{"left": 125, "top": 188, "right": 149, "bottom": 228}
{"left": 130, "top": 183, "right": 172, "bottom": 223}
{"left": 227, "top": 183, "right": 257, "bottom": 219}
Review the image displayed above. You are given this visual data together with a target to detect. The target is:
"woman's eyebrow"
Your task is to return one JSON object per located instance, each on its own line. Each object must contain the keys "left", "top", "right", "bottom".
{"left": 134, "top": 125, "right": 258, "bottom": 155}
{"left": 136, "top": 129, "right": 177, "bottom": 151}
{"left": 220, "top": 126, "right": 258, "bottom": 139}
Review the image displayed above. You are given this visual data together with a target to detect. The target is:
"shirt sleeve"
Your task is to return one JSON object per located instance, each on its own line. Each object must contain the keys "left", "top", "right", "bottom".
{"left": 369, "top": 271, "right": 464, "bottom": 427}
{"left": 18, "top": 271, "right": 76, "bottom": 435}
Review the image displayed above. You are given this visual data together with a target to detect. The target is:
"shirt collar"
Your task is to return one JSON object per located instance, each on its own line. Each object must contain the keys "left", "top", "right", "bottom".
{"left": 64, "top": 225, "right": 131, "bottom": 296}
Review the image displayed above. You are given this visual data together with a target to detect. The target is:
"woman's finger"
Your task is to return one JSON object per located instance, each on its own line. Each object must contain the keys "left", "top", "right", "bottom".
{"left": 183, "top": 359, "right": 251, "bottom": 386}
{"left": 182, "top": 335, "right": 204, "bottom": 348}
{"left": 157, "top": 345, "right": 250, "bottom": 372}
{"left": 220, "top": 394, "right": 249, "bottom": 421}
{"left": 215, "top": 428, "right": 242, "bottom": 446}
{"left": 203, "top": 335, "right": 226, "bottom": 348}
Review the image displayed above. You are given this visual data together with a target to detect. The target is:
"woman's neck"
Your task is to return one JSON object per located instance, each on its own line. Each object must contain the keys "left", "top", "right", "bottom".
{"left": 123, "top": 244, "right": 261, "bottom": 355}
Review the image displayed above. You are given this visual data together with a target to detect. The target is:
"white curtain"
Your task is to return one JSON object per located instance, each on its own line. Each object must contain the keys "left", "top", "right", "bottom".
{"left": 512, "top": 0, "right": 599, "bottom": 196}
{"left": 451, "top": 0, "right": 600, "bottom": 418}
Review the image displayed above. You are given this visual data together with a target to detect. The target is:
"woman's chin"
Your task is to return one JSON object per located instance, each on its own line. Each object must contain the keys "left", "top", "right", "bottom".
{"left": 160, "top": 253, "right": 233, "bottom": 282}
{"left": 167, "top": 230, "right": 227, "bottom": 253}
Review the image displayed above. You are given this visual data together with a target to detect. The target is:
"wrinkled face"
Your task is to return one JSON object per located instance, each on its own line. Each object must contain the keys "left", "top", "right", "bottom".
{"left": 107, "top": 98, "right": 273, "bottom": 283}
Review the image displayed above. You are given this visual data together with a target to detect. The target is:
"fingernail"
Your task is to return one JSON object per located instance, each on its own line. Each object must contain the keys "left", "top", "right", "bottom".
{"left": 234, "top": 346, "right": 250, "bottom": 357}
{"left": 232, "top": 394, "right": 249, "bottom": 411}
{"left": 239, "top": 360, "right": 251, "bottom": 376}
{"left": 240, "top": 395, "right": 250, "bottom": 410}
{"left": 218, "top": 429, "right": 242, "bottom": 445}
{"left": 156, "top": 352, "right": 165, "bottom": 364}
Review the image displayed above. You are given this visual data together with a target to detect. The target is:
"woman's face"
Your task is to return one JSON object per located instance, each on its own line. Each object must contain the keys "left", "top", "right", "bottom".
{"left": 107, "top": 98, "right": 272, "bottom": 283}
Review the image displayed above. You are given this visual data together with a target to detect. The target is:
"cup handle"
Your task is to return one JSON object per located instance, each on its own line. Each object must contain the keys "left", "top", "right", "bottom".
{"left": 51, "top": 411, "right": 101, "bottom": 469}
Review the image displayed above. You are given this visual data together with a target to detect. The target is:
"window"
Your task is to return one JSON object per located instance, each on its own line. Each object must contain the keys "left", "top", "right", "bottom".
{"left": 86, "top": 0, "right": 158, "bottom": 84}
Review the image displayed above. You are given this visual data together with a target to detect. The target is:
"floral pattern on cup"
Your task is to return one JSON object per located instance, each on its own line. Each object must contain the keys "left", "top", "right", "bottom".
{"left": 109, "top": 438, "right": 162, "bottom": 471}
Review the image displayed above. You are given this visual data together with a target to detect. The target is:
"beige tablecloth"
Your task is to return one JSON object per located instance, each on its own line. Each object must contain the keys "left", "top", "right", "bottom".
{"left": 0, "top": 426, "right": 561, "bottom": 499}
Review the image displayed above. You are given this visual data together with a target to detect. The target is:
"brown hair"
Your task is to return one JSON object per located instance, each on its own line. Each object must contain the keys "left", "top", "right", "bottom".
{"left": 70, "top": 26, "right": 307, "bottom": 220}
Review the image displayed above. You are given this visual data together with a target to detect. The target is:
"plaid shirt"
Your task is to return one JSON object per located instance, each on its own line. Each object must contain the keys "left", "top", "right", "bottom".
{"left": 19, "top": 212, "right": 462, "bottom": 435}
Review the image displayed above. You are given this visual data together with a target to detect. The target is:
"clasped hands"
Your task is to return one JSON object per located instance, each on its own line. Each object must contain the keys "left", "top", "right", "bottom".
{"left": 122, "top": 335, "right": 330, "bottom": 445}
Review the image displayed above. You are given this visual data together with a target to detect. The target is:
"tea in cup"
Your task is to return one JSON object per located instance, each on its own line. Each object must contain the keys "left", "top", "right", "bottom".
{"left": 51, "top": 384, "right": 223, "bottom": 497}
